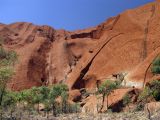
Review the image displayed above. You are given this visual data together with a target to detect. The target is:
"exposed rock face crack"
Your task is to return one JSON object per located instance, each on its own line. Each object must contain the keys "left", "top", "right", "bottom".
{"left": 72, "top": 33, "right": 123, "bottom": 89}
{"left": 142, "top": 5, "right": 156, "bottom": 87}
{"left": 141, "top": 5, "right": 156, "bottom": 61}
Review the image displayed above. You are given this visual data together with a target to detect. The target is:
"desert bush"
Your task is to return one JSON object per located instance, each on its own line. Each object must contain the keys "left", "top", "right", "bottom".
{"left": 136, "top": 80, "right": 160, "bottom": 111}
{"left": 148, "top": 80, "right": 160, "bottom": 101}
{"left": 2, "top": 91, "right": 17, "bottom": 118}
{"left": 138, "top": 87, "right": 151, "bottom": 102}
{"left": 123, "top": 93, "right": 131, "bottom": 111}
{"left": 136, "top": 86, "right": 152, "bottom": 111}
{"left": 151, "top": 56, "right": 160, "bottom": 74}
{"left": 138, "top": 80, "right": 160, "bottom": 102}
{"left": 0, "top": 47, "right": 17, "bottom": 67}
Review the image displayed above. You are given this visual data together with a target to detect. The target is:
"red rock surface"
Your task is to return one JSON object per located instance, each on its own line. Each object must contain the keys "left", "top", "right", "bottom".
{"left": 0, "top": 1, "right": 160, "bottom": 91}
{"left": 82, "top": 88, "right": 139, "bottom": 114}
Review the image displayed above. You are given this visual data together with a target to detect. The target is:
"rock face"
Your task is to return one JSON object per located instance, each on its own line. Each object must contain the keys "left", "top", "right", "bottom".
{"left": 81, "top": 88, "right": 139, "bottom": 114}
{"left": 0, "top": 1, "right": 160, "bottom": 91}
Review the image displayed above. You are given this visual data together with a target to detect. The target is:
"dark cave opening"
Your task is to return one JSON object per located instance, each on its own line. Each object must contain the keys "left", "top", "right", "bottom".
{"left": 41, "top": 77, "right": 45, "bottom": 83}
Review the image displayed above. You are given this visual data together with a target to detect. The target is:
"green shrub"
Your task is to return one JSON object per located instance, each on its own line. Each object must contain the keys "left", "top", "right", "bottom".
{"left": 0, "top": 83, "right": 80, "bottom": 118}
{"left": 148, "top": 80, "right": 160, "bottom": 101}
{"left": 138, "top": 87, "right": 151, "bottom": 102}
{"left": 138, "top": 80, "right": 160, "bottom": 101}
{"left": 136, "top": 86, "right": 152, "bottom": 111}
{"left": 0, "top": 47, "right": 17, "bottom": 67}
{"left": 123, "top": 93, "right": 131, "bottom": 110}
{"left": 0, "top": 45, "right": 17, "bottom": 110}
{"left": 136, "top": 80, "right": 160, "bottom": 112}
{"left": 151, "top": 56, "right": 160, "bottom": 74}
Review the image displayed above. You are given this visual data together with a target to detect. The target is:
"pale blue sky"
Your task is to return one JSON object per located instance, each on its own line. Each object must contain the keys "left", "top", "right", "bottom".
{"left": 0, "top": 0, "right": 154, "bottom": 30}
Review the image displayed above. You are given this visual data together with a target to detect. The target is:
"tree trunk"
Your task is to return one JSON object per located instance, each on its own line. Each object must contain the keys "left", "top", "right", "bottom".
{"left": 99, "top": 93, "right": 105, "bottom": 112}
{"left": 0, "top": 83, "right": 6, "bottom": 106}
{"left": 52, "top": 104, "right": 56, "bottom": 116}
{"left": 127, "top": 105, "right": 130, "bottom": 112}
{"left": 107, "top": 95, "right": 109, "bottom": 110}
{"left": 37, "top": 102, "right": 40, "bottom": 114}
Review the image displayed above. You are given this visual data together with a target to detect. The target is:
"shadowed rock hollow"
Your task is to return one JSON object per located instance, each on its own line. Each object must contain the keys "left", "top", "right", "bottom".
{"left": 0, "top": 1, "right": 160, "bottom": 91}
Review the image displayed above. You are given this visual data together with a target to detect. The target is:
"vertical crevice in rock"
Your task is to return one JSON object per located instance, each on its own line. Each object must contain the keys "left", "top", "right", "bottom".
{"left": 48, "top": 52, "right": 52, "bottom": 85}
{"left": 141, "top": 5, "right": 156, "bottom": 61}
{"left": 72, "top": 33, "right": 123, "bottom": 89}
{"left": 141, "top": 4, "right": 156, "bottom": 87}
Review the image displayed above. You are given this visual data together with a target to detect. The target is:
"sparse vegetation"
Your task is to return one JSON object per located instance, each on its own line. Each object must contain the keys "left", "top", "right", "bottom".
{"left": 138, "top": 80, "right": 160, "bottom": 102}
{"left": 136, "top": 87, "right": 151, "bottom": 111}
{"left": 123, "top": 93, "right": 131, "bottom": 111}
{"left": 136, "top": 79, "right": 160, "bottom": 112}
{"left": 0, "top": 84, "right": 80, "bottom": 119}
{"left": 98, "top": 80, "right": 120, "bottom": 112}
{"left": 0, "top": 39, "right": 80, "bottom": 119}
{"left": 147, "top": 80, "right": 160, "bottom": 101}
{"left": 0, "top": 39, "right": 18, "bottom": 119}
{"left": 151, "top": 56, "right": 160, "bottom": 75}
{"left": 0, "top": 37, "right": 160, "bottom": 120}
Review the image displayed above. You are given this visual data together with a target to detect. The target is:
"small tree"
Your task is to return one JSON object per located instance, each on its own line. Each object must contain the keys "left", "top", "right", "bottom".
{"left": 30, "top": 86, "right": 50, "bottom": 114}
{"left": 49, "top": 84, "right": 68, "bottom": 116}
{"left": 39, "top": 86, "right": 50, "bottom": 101}
{"left": 0, "top": 67, "right": 14, "bottom": 106}
{"left": 43, "top": 99, "right": 51, "bottom": 118}
{"left": 38, "top": 86, "right": 50, "bottom": 116}
{"left": 98, "top": 80, "right": 119, "bottom": 112}
{"left": 0, "top": 44, "right": 17, "bottom": 107}
{"left": 2, "top": 91, "right": 17, "bottom": 118}
{"left": 30, "top": 87, "right": 43, "bottom": 113}
{"left": 61, "top": 91, "right": 69, "bottom": 113}
{"left": 15, "top": 91, "right": 25, "bottom": 119}
{"left": 19, "top": 89, "right": 35, "bottom": 116}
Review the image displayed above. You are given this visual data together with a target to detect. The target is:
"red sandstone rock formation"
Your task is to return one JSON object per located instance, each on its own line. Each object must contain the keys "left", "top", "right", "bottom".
{"left": 81, "top": 88, "right": 139, "bottom": 114}
{"left": 0, "top": 1, "right": 159, "bottom": 92}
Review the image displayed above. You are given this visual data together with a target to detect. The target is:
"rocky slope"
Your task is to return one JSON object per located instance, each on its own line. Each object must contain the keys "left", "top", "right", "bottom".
{"left": 0, "top": 1, "right": 160, "bottom": 95}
